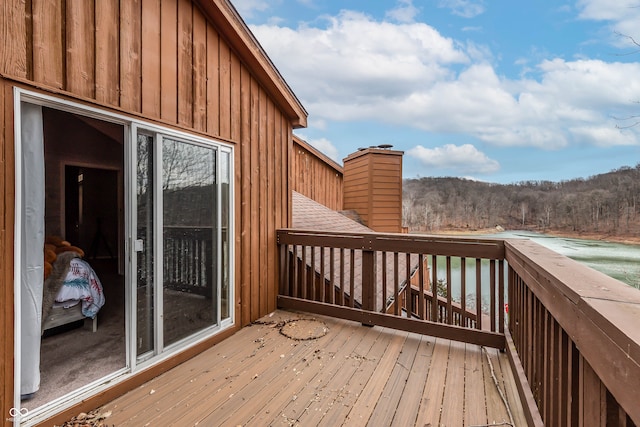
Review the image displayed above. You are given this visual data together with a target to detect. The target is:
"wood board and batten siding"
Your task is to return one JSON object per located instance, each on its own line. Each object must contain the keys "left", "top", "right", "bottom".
{"left": 292, "top": 135, "right": 344, "bottom": 211}
{"left": 343, "top": 147, "right": 403, "bottom": 233}
{"left": 0, "top": 0, "right": 306, "bottom": 424}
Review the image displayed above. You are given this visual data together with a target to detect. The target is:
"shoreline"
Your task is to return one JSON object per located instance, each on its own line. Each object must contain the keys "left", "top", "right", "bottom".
{"left": 422, "top": 228, "right": 640, "bottom": 246}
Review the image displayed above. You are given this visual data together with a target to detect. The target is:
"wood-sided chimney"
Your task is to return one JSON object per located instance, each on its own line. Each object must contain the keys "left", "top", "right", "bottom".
{"left": 342, "top": 145, "right": 403, "bottom": 233}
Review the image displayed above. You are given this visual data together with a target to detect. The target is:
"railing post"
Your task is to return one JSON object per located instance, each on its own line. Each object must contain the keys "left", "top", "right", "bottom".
{"left": 361, "top": 243, "right": 378, "bottom": 314}
{"left": 279, "top": 241, "right": 288, "bottom": 296}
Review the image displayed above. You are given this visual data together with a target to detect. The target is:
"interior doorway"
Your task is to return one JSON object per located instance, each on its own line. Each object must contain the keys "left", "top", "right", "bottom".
{"left": 64, "top": 166, "right": 118, "bottom": 260}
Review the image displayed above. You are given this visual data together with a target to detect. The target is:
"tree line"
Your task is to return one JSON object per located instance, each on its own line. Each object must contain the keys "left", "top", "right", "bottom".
{"left": 403, "top": 164, "right": 640, "bottom": 237}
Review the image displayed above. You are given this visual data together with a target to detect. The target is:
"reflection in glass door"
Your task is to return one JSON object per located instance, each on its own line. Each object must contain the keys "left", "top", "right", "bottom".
{"left": 162, "top": 138, "right": 218, "bottom": 347}
{"left": 134, "top": 130, "right": 231, "bottom": 360}
{"left": 136, "top": 134, "right": 155, "bottom": 357}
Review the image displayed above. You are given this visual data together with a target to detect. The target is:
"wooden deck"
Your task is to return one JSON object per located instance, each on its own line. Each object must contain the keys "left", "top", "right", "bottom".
{"left": 94, "top": 310, "right": 526, "bottom": 426}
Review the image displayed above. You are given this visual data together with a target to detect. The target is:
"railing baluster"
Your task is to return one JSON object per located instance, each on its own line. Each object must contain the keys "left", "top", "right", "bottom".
{"left": 461, "top": 257, "right": 467, "bottom": 327}
{"left": 490, "top": 259, "right": 496, "bottom": 332}
{"left": 475, "top": 258, "right": 482, "bottom": 331}
{"left": 339, "top": 248, "right": 345, "bottom": 306}
{"left": 349, "top": 249, "right": 355, "bottom": 308}
{"left": 329, "top": 247, "right": 335, "bottom": 304}
{"left": 446, "top": 256, "right": 452, "bottom": 325}
{"left": 301, "top": 246, "right": 307, "bottom": 300}
{"left": 279, "top": 243, "right": 286, "bottom": 295}
{"left": 310, "top": 246, "right": 317, "bottom": 300}
{"left": 431, "top": 255, "right": 438, "bottom": 322}
{"left": 551, "top": 318, "right": 560, "bottom": 425}
{"left": 405, "top": 253, "right": 411, "bottom": 316}
{"left": 418, "top": 254, "right": 425, "bottom": 320}
{"left": 393, "top": 252, "right": 399, "bottom": 316}
{"left": 498, "top": 259, "right": 504, "bottom": 334}
{"left": 559, "top": 328, "right": 568, "bottom": 427}
{"left": 319, "top": 246, "right": 325, "bottom": 302}
{"left": 292, "top": 244, "right": 298, "bottom": 298}
{"left": 382, "top": 251, "right": 387, "bottom": 312}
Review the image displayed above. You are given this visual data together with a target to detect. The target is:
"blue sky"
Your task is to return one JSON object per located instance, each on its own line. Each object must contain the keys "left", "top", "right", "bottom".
{"left": 232, "top": 0, "right": 640, "bottom": 184}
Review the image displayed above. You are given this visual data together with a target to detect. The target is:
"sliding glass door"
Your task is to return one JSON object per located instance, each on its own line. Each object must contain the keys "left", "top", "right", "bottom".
{"left": 134, "top": 129, "right": 232, "bottom": 360}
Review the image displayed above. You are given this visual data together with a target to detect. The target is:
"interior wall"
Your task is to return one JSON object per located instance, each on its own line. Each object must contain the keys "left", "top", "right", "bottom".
{"left": 42, "top": 108, "right": 123, "bottom": 246}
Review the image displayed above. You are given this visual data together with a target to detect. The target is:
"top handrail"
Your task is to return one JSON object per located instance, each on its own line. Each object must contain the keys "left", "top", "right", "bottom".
{"left": 277, "top": 228, "right": 506, "bottom": 259}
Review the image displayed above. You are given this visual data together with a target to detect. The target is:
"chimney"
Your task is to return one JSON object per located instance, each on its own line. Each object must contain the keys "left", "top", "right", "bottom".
{"left": 343, "top": 145, "right": 403, "bottom": 233}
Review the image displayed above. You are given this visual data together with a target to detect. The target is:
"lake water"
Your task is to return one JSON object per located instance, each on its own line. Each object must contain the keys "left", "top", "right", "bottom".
{"left": 428, "top": 230, "right": 640, "bottom": 309}
{"left": 488, "top": 230, "right": 640, "bottom": 289}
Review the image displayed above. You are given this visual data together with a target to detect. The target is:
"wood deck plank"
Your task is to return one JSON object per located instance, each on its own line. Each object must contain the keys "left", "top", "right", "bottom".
{"left": 483, "top": 347, "right": 512, "bottom": 425}
{"left": 272, "top": 324, "right": 382, "bottom": 426}
{"left": 89, "top": 310, "right": 527, "bottom": 427}
{"left": 103, "top": 321, "right": 269, "bottom": 422}
{"left": 220, "top": 318, "right": 356, "bottom": 426}
{"left": 344, "top": 329, "right": 409, "bottom": 426}
{"left": 314, "top": 327, "right": 394, "bottom": 427}
{"left": 494, "top": 346, "right": 528, "bottom": 427}
{"left": 366, "top": 332, "right": 422, "bottom": 426}
{"left": 439, "top": 340, "right": 466, "bottom": 426}
{"left": 464, "top": 343, "right": 488, "bottom": 426}
{"left": 150, "top": 320, "right": 333, "bottom": 426}
{"left": 415, "top": 338, "right": 450, "bottom": 425}
{"left": 104, "top": 314, "right": 309, "bottom": 424}
{"left": 389, "top": 335, "right": 435, "bottom": 427}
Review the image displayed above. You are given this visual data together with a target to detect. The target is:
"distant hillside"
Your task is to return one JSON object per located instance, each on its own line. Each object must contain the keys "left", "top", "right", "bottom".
{"left": 403, "top": 164, "right": 640, "bottom": 238}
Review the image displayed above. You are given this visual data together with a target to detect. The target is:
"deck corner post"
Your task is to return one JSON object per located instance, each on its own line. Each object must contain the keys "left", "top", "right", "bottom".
{"left": 361, "top": 249, "right": 378, "bottom": 314}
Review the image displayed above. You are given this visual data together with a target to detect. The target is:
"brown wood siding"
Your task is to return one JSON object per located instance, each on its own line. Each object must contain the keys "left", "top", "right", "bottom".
{"left": 96, "top": 0, "right": 121, "bottom": 106}
{"left": 0, "top": 1, "right": 302, "bottom": 421}
{"left": 0, "top": 0, "right": 292, "bottom": 316}
{"left": 344, "top": 153, "right": 371, "bottom": 225}
{"left": 343, "top": 149, "right": 403, "bottom": 233}
{"left": 0, "top": 80, "right": 16, "bottom": 427}
{"left": 291, "top": 137, "right": 343, "bottom": 211}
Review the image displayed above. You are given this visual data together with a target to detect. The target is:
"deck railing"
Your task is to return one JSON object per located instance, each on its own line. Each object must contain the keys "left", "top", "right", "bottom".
{"left": 506, "top": 238, "right": 639, "bottom": 427}
{"left": 276, "top": 229, "right": 640, "bottom": 427}
{"left": 277, "top": 229, "right": 506, "bottom": 349}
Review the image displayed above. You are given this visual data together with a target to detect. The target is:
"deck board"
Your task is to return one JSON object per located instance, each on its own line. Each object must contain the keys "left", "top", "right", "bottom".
{"left": 464, "top": 343, "right": 488, "bottom": 425}
{"left": 275, "top": 323, "right": 376, "bottom": 426}
{"left": 389, "top": 335, "right": 434, "bottom": 427}
{"left": 440, "top": 340, "right": 466, "bottom": 426}
{"left": 93, "top": 310, "right": 527, "bottom": 426}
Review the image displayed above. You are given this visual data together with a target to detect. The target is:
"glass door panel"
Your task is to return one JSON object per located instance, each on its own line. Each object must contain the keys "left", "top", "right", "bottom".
{"left": 220, "top": 151, "right": 231, "bottom": 321}
{"left": 162, "top": 138, "right": 218, "bottom": 347}
{"left": 136, "top": 134, "right": 155, "bottom": 357}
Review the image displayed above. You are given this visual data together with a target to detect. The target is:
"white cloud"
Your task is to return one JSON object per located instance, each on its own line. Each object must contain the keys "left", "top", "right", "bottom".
{"left": 437, "top": 0, "right": 485, "bottom": 18}
{"left": 386, "top": 0, "right": 420, "bottom": 23}
{"left": 250, "top": 11, "right": 469, "bottom": 105}
{"left": 250, "top": 11, "right": 640, "bottom": 152}
{"left": 570, "top": 125, "right": 639, "bottom": 146}
{"left": 231, "top": 0, "right": 273, "bottom": 18}
{"left": 295, "top": 133, "right": 340, "bottom": 163}
{"left": 407, "top": 144, "right": 500, "bottom": 174}
{"left": 576, "top": 0, "right": 640, "bottom": 47}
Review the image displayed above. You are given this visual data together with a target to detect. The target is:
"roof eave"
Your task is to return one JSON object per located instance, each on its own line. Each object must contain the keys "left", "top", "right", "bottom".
{"left": 194, "top": 0, "right": 308, "bottom": 129}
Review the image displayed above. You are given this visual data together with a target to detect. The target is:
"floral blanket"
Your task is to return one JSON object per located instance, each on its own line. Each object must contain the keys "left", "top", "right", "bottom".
{"left": 55, "top": 258, "right": 105, "bottom": 318}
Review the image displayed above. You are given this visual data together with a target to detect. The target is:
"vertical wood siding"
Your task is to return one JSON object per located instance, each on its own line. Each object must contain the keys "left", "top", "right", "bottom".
{"left": 0, "top": 80, "right": 16, "bottom": 427}
{"left": 291, "top": 137, "right": 344, "bottom": 211}
{"left": 0, "top": 2, "right": 292, "bottom": 393}
{"left": 343, "top": 149, "right": 403, "bottom": 233}
{"left": 343, "top": 153, "right": 371, "bottom": 225}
